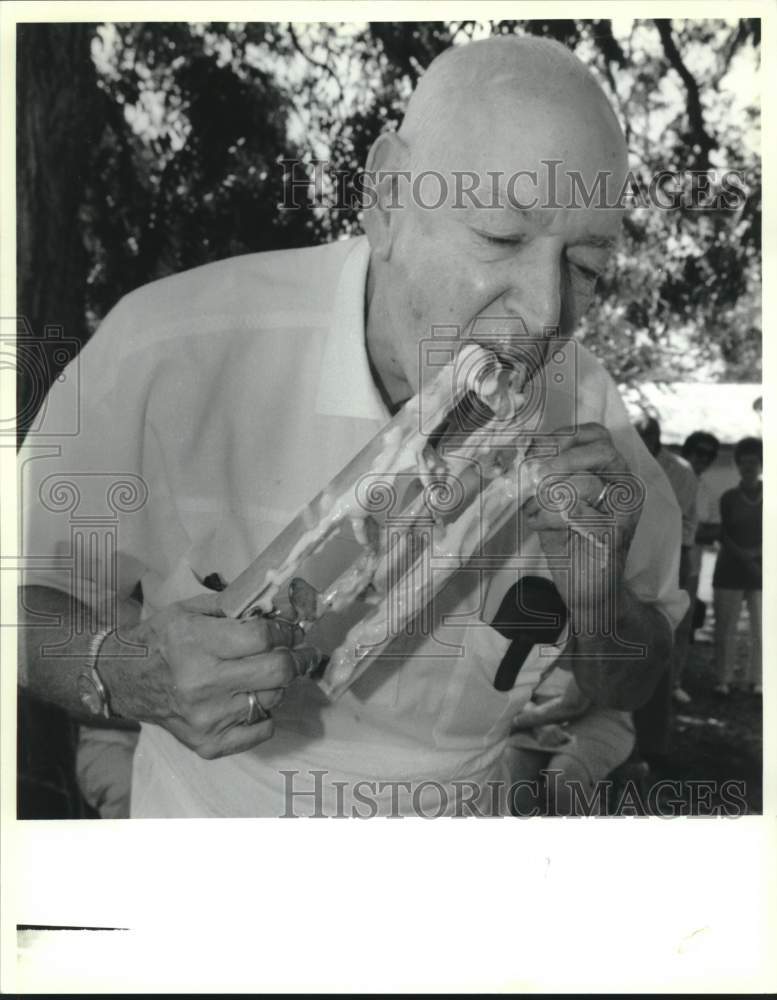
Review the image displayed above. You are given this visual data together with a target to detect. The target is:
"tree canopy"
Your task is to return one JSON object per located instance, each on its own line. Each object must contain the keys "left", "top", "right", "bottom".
{"left": 19, "top": 18, "right": 761, "bottom": 419}
{"left": 260, "top": 19, "right": 761, "bottom": 383}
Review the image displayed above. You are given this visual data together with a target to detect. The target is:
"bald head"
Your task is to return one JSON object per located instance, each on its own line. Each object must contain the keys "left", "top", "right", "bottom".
{"left": 362, "top": 35, "right": 629, "bottom": 406}
{"left": 398, "top": 36, "right": 625, "bottom": 176}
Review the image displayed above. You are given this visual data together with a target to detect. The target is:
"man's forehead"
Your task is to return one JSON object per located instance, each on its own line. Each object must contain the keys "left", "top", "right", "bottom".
{"left": 454, "top": 201, "right": 622, "bottom": 244}
{"left": 453, "top": 170, "right": 625, "bottom": 208}
{"left": 403, "top": 49, "right": 627, "bottom": 237}
{"left": 412, "top": 146, "right": 624, "bottom": 233}
{"left": 419, "top": 83, "right": 627, "bottom": 185}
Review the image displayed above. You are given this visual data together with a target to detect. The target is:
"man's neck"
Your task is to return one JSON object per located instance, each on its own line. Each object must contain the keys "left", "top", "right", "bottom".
{"left": 364, "top": 257, "right": 411, "bottom": 415}
{"left": 367, "top": 355, "right": 404, "bottom": 417}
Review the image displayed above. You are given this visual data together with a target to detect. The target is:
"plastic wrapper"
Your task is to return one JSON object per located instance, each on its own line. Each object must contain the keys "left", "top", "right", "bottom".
{"left": 218, "top": 338, "right": 538, "bottom": 699}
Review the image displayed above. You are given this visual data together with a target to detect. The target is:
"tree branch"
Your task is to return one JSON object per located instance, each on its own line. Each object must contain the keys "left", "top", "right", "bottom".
{"left": 654, "top": 19, "right": 714, "bottom": 169}
{"left": 712, "top": 19, "right": 758, "bottom": 90}
{"left": 287, "top": 23, "right": 344, "bottom": 103}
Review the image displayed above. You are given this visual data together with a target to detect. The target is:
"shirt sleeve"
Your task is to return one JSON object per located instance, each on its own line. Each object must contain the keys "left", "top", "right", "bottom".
{"left": 18, "top": 297, "right": 156, "bottom": 619}
{"left": 592, "top": 361, "right": 689, "bottom": 633}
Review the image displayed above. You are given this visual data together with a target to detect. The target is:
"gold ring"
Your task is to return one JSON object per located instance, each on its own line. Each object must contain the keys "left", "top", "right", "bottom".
{"left": 244, "top": 691, "right": 270, "bottom": 725}
{"left": 592, "top": 483, "right": 610, "bottom": 510}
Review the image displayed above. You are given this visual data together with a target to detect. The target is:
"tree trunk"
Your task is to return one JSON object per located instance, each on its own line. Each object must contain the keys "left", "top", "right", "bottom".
{"left": 16, "top": 24, "right": 101, "bottom": 820}
{"left": 16, "top": 23, "right": 100, "bottom": 442}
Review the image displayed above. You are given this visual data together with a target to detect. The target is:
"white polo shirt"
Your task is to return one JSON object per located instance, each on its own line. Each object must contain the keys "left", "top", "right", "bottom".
{"left": 20, "top": 236, "right": 687, "bottom": 817}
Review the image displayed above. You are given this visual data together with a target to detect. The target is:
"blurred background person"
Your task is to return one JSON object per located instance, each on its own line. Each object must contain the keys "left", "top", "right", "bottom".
{"left": 674, "top": 430, "right": 721, "bottom": 701}
{"left": 712, "top": 437, "right": 762, "bottom": 696}
{"left": 632, "top": 413, "right": 697, "bottom": 761}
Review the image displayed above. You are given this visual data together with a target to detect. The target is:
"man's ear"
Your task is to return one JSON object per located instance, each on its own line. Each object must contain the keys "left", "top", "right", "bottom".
{"left": 362, "top": 131, "right": 410, "bottom": 261}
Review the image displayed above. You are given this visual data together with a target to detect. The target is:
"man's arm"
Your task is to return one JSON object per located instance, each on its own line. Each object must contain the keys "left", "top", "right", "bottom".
{"left": 559, "top": 587, "right": 672, "bottom": 711}
{"left": 19, "top": 585, "right": 142, "bottom": 724}
{"left": 523, "top": 423, "right": 679, "bottom": 712}
{"left": 18, "top": 584, "right": 320, "bottom": 759}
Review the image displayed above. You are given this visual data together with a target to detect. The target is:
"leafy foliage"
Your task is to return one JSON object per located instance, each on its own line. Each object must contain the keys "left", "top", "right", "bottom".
{"left": 78, "top": 19, "right": 759, "bottom": 382}
{"left": 83, "top": 22, "right": 316, "bottom": 325}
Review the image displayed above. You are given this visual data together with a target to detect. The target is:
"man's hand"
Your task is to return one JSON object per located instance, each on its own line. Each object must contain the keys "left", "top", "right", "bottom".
{"left": 523, "top": 422, "right": 642, "bottom": 622}
{"left": 511, "top": 676, "right": 592, "bottom": 731}
{"left": 520, "top": 423, "right": 671, "bottom": 711}
{"left": 99, "top": 593, "right": 321, "bottom": 759}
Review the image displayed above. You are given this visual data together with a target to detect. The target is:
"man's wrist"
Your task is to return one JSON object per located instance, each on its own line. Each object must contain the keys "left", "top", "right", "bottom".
{"left": 88, "top": 625, "right": 147, "bottom": 722}
{"left": 77, "top": 629, "right": 116, "bottom": 718}
{"left": 613, "top": 581, "right": 639, "bottom": 632}
{"left": 567, "top": 592, "right": 670, "bottom": 711}
{"left": 563, "top": 571, "right": 632, "bottom": 640}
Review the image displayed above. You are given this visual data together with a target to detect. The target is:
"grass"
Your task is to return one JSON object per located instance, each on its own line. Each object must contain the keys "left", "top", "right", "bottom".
{"left": 658, "top": 613, "right": 762, "bottom": 813}
{"left": 606, "top": 608, "right": 763, "bottom": 816}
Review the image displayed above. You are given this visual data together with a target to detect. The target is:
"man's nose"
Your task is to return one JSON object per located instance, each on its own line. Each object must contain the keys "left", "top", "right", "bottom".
{"left": 501, "top": 245, "right": 563, "bottom": 334}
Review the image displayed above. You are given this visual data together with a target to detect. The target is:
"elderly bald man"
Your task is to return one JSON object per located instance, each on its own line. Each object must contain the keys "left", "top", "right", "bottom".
{"left": 20, "top": 36, "right": 687, "bottom": 817}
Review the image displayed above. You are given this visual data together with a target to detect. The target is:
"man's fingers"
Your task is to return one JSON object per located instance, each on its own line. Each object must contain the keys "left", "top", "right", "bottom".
{"left": 258, "top": 687, "right": 286, "bottom": 711}
{"left": 524, "top": 500, "right": 576, "bottom": 533}
{"left": 224, "top": 645, "right": 323, "bottom": 691}
{"left": 525, "top": 423, "right": 608, "bottom": 459}
{"left": 544, "top": 441, "right": 623, "bottom": 476}
{"left": 525, "top": 472, "right": 624, "bottom": 533}
{"left": 196, "top": 718, "right": 276, "bottom": 760}
{"left": 542, "top": 422, "right": 609, "bottom": 450}
{"left": 226, "top": 649, "right": 297, "bottom": 689}
{"left": 528, "top": 472, "right": 603, "bottom": 515}
{"left": 226, "top": 687, "right": 285, "bottom": 727}
{"left": 190, "top": 613, "right": 302, "bottom": 658}
{"left": 526, "top": 502, "right": 607, "bottom": 534}
{"left": 540, "top": 440, "right": 625, "bottom": 477}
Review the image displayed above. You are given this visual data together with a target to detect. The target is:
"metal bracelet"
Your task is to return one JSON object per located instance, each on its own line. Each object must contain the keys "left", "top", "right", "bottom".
{"left": 85, "top": 628, "right": 116, "bottom": 718}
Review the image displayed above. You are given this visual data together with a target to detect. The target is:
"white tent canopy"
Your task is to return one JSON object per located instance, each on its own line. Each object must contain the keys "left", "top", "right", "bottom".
{"left": 621, "top": 383, "right": 762, "bottom": 447}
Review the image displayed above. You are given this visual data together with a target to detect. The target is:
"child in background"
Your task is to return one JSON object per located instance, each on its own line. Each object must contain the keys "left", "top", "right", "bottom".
{"left": 712, "top": 437, "right": 762, "bottom": 696}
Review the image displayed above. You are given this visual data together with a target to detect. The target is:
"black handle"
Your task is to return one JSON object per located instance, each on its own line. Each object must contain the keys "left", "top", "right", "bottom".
{"left": 490, "top": 576, "right": 567, "bottom": 692}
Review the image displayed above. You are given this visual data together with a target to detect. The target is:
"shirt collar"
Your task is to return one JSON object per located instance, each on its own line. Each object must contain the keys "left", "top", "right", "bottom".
{"left": 315, "top": 236, "right": 390, "bottom": 423}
